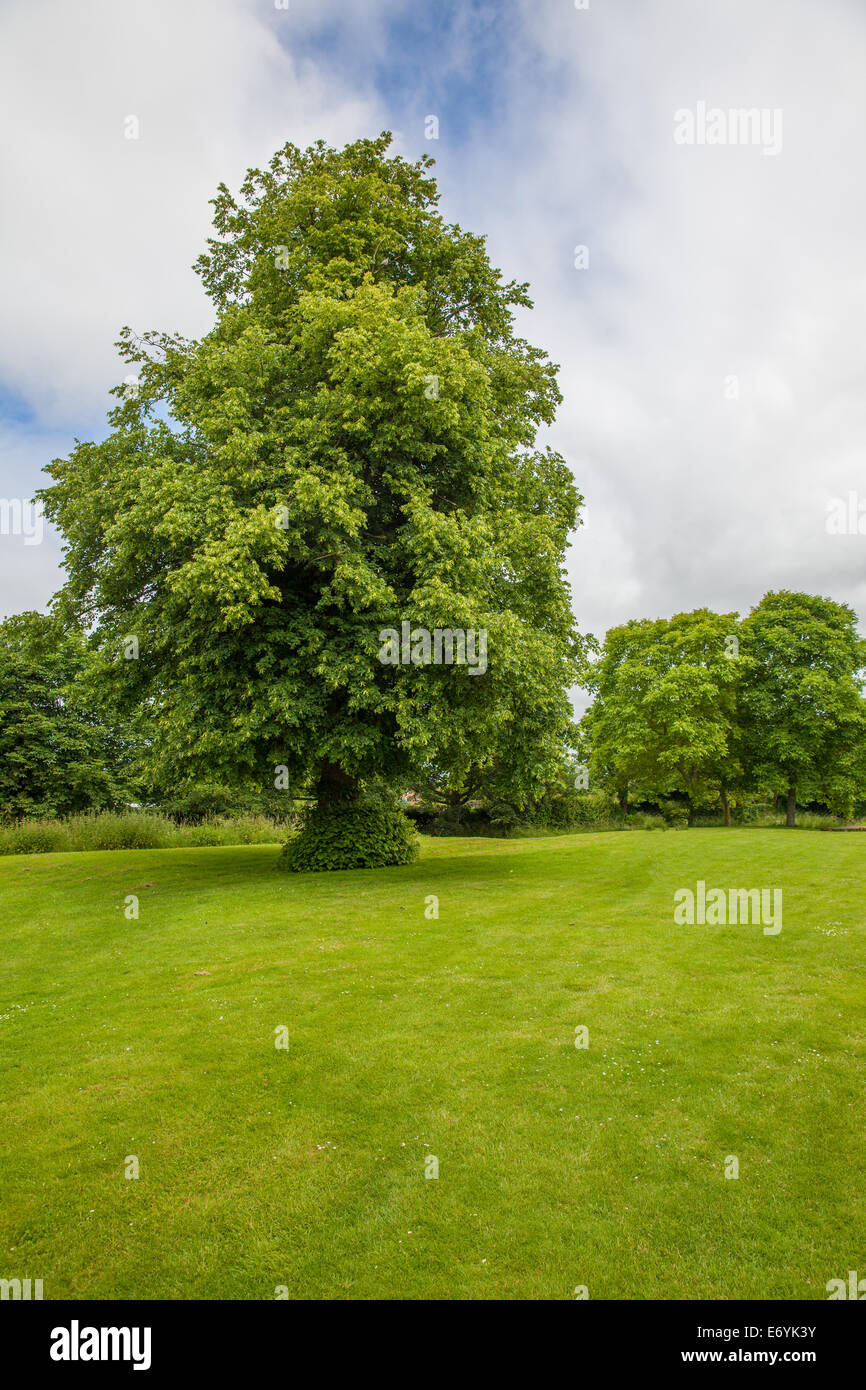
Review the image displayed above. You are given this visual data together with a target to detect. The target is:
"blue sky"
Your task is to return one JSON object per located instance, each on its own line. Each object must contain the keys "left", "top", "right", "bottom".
{"left": 2, "top": 0, "right": 866, "bottom": 661}
{"left": 289, "top": 0, "right": 515, "bottom": 131}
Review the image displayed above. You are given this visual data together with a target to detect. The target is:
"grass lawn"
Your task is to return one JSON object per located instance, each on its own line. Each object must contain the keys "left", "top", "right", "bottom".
{"left": 0, "top": 829, "right": 863, "bottom": 1300}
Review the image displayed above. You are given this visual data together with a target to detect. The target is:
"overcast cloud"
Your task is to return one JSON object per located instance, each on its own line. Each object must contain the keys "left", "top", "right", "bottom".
{"left": 2, "top": 0, "right": 864, "bottom": 693}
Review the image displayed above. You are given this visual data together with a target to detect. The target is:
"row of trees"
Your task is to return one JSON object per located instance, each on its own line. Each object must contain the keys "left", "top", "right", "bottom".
{"left": 579, "top": 591, "right": 866, "bottom": 825}
{"left": 4, "top": 590, "right": 865, "bottom": 831}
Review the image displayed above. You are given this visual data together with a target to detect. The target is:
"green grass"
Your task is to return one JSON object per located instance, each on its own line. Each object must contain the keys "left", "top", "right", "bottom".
{"left": 0, "top": 810, "right": 286, "bottom": 856}
{"left": 1, "top": 830, "right": 863, "bottom": 1300}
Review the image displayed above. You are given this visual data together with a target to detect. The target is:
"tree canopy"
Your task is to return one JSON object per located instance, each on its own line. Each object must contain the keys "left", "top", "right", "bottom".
{"left": 0, "top": 611, "right": 130, "bottom": 820}
{"left": 581, "top": 608, "right": 741, "bottom": 818}
{"left": 581, "top": 592, "right": 866, "bottom": 825}
{"left": 738, "top": 591, "right": 866, "bottom": 823}
{"left": 39, "top": 133, "right": 585, "bottom": 821}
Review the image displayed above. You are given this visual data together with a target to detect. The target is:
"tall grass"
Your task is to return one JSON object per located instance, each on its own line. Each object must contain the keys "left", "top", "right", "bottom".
{"left": 0, "top": 810, "right": 286, "bottom": 856}
{"left": 0, "top": 805, "right": 850, "bottom": 856}
{"left": 689, "top": 808, "right": 845, "bottom": 830}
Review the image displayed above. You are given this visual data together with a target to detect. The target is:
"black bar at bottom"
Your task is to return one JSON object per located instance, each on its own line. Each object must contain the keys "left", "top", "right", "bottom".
{"left": 2, "top": 1298, "right": 859, "bottom": 1376}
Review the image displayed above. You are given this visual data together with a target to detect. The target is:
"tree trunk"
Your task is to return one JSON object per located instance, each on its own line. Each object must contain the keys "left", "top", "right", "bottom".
{"left": 720, "top": 787, "right": 731, "bottom": 827}
{"left": 618, "top": 789, "right": 628, "bottom": 811}
{"left": 786, "top": 785, "right": 796, "bottom": 827}
{"left": 315, "top": 759, "right": 360, "bottom": 808}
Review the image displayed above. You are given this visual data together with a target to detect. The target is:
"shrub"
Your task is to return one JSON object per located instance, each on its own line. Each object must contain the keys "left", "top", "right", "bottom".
{"left": 175, "top": 816, "right": 284, "bottom": 847}
{"left": 181, "top": 822, "right": 229, "bottom": 847}
{"left": 278, "top": 802, "right": 419, "bottom": 872}
{"left": 660, "top": 802, "right": 690, "bottom": 829}
{"left": 404, "top": 803, "right": 500, "bottom": 836}
{"left": 81, "top": 812, "right": 171, "bottom": 851}
{"left": 405, "top": 791, "right": 624, "bottom": 836}
{"left": 403, "top": 804, "right": 440, "bottom": 833}
{"left": 0, "top": 810, "right": 286, "bottom": 856}
{"left": 221, "top": 815, "right": 285, "bottom": 845}
{"left": 0, "top": 821, "right": 72, "bottom": 854}
{"left": 796, "top": 811, "right": 845, "bottom": 830}
{"left": 539, "top": 789, "right": 620, "bottom": 829}
{"left": 734, "top": 801, "right": 778, "bottom": 826}
{"left": 160, "top": 783, "right": 236, "bottom": 824}
{"left": 486, "top": 802, "right": 524, "bottom": 832}
{"left": 626, "top": 810, "right": 666, "bottom": 830}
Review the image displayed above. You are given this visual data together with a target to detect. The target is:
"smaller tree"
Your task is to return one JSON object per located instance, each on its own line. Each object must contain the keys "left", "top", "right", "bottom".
{"left": 0, "top": 612, "right": 132, "bottom": 820}
{"left": 738, "top": 591, "right": 866, "bottom": 826}
{"left": 581, "top": 609, "right": 742, "bottom": 820}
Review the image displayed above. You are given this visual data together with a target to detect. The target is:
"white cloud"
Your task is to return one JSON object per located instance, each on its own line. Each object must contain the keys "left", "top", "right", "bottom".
{"left": 0, "top": 422, "right": 66, "bottom": 615}
{"left": 443, "top": 0, "right": 866, "bottom": 643}
{"left": 3, "top": 0, "right": 865, "bottom": 647}
{"left": 0, "top": 0, "right": 385, "bottom": 428}
{"left": 0, "top": 0, "right": 391, "bottom": 616}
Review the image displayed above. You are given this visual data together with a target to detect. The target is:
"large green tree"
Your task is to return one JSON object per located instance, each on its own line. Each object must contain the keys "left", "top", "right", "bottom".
{"left": 581, "top": 609, "right": 743, "bottom": 820}
{"left": 738, "top": 591, "right": 866, "bottom": 825}
{"left": 39, "top": 134, "right": 584, "bottom": 845}
{"left": 0, "top": 611, "right": 130, "bottom": 820}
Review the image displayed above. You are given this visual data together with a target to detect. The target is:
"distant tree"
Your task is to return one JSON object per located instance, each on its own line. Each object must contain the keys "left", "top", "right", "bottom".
{"left": 581, "top": 609, "right": 742, "bottom": 820}
{"left": 39, "top": 132, "right": 587, "bottom": 866}
{"left": 738, "top": 591, "right": 866, "bottom": 825}
{"left": 0, "top": 612, "right": 130, "bottom": 820}
{"left": 414, "top": 721, "right": 584, "bottom": 818}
